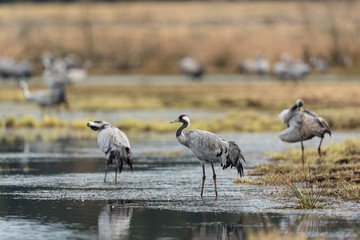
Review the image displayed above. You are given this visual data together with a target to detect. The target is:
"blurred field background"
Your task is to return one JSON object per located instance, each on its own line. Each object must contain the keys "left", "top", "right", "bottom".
{"left": 0, "top": 0, "right": 359, "bottom": 74}
{"left": 0, "top": 0, "right": 359, "bottom": 132}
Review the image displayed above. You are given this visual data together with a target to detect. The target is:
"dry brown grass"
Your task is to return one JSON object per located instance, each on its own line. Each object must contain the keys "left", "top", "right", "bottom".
{"left": 0, "top": 1, "right": 359, "bottom": 74}
{"left": 251, "top": 139, "right": 360, "bottom": 201}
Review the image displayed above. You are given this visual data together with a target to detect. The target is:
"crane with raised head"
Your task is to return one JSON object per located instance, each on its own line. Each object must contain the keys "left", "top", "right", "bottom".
{"left": 170, "top": 114, "right": 246, "bottom": 198}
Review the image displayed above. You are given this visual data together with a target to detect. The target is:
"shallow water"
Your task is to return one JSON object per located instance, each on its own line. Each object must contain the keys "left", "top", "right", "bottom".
{"left": 0, "top": 130, "right": 360, "bottom": 239}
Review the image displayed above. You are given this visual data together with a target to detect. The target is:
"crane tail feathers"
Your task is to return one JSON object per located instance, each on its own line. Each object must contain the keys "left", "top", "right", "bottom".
{"left": 222, "top": 141, "right": 246, "bottom": 177}
{"left": 112, "top": 146, "right": 133, "bottom": 173}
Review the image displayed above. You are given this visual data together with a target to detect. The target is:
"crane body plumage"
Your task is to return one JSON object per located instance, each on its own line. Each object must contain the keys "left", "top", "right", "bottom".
{"left": 171, "top": 115, "right": 246, "bottom": 197}
{"left": 279, "top": 99, "right": 331, "bottom": 165}
{"left": 87, "top": 121, "right": 133, "bottom": 183}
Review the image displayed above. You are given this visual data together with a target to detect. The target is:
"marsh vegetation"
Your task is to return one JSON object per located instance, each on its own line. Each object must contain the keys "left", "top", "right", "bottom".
{"left": 249, "top": 139, "right": 360, "bottom": 204}
{"left": 1, "top": 79, "right": 359, "bottom": 132}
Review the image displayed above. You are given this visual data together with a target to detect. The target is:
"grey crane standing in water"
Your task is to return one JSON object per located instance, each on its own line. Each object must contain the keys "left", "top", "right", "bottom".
{"left": 18, "top": 80, "right": 67, "bottom": 109}
{"left": 178, "top": 57, "right": 204, "bottom": 81}
{"left": 87, "top": 121, "right": 133, "bottom": 183}
{"left": 170, "top": 115, "right": 246, "bottom": 198}
{"left": 279, "top": 99, "right": 331, "bottom": 165}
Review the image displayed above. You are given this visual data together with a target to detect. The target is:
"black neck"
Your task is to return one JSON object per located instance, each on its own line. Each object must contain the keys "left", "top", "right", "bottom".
{"left": 176, "top": 121, "right": 188, "bottom": 138}
{"left": 290, "top": 103, "right": 298, "bottom": 111}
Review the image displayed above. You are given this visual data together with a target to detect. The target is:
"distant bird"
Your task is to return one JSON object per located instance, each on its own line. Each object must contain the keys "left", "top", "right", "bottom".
{"left": 278, "top": 99, "right": 331, "bottom": 165}
{"left": 42, "top": 51, "right": 91, "bottom": 86}
{"left": 18, "top": 80, "right": 67, "bottom": 109}
{"left": 178, "top": 57, "right": 204, "bottom": 81}
{"left": 238, "top": 53, "right": 269, "bottom": 75}
{"left": 273, "top": 54, "right": 310, "bottom": 81}
{"left": 170, "top": 115, "right": 246, "bottom": 197}
{"left": 309, "top": 57, "right": 328, "bottom": 72}
{"left": 66, "top": 60, "right": 91, "bottom": 84}
{"left": 87, "top": 121, "right": 133, "bottom": 183}
{"left": 0, "top": 56, "right": 32, "bottom": 80}
{"left": 288, "top": 61, "right": 311, "bottom": 81}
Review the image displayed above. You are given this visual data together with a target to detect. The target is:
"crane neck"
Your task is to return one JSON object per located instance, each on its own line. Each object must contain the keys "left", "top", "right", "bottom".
{"left": 20, "top": 83, "right": 31, "bottom": 99}
{"left": 176, "top": 120, "right": 189, "bottom": 139}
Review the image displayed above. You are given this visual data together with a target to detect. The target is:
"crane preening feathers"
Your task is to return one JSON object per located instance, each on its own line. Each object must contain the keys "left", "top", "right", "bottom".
{"left": 171, "top": 115, "right": 246, "bottom": 198}
{"left": 87, "top": 121, "right": 133, "bottom": 183}
{"left": 279, "top": 99, "right": 331, "bottom": 165}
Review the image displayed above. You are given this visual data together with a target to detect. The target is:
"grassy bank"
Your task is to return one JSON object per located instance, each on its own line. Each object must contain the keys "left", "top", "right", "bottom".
{"left": 0, "top": 1, "right": 359, "bottom": 74}
{"left": 2, "top": 79, "right": 359, "bottom": 132}
{"left": 0, "top": 110, "right": 283, "bottom": 133}
{"left": 4, "top": 80, "right": 359, "bottom": 111}
{"left": 248, "top": 139, "right": 360, "bottom": 202}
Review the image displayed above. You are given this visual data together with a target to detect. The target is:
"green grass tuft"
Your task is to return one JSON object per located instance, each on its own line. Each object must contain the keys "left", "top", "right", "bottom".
{"left": 17, "top": 116, "right": 37, "bottom": 128}
{"left": 40, "top": 116, "right": 65, "bottom": 128}
{"left": 5, "top": 116, "right": 16, "bottom": 128}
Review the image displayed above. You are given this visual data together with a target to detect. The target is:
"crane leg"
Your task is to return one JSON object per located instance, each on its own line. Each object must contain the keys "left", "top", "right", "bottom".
{"left": 301, "top": 141, "right": 304, "bottom": 166}
{"left": 318, "top": 137, "right": 324, "bottom": 158}
{"left": 115, "top": 162, "right": 119, "bottom": 183}
{"left": 201, "top": 165, "right": 206, "bottom": 198}
{"left": 211, "top": 164, "right": 218, "bottom": 198}
{"left": 104, "top": 165, "right": 109, "bottom": 182}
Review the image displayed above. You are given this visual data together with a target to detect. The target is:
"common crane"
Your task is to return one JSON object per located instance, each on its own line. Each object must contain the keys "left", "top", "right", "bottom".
{"left": 178, "top": 57, "right": 204, "bottom": 81}
{"left": 42, "top": 51, "right": 90, "bottom": 86}
{"left": 238, "top": 53, "right": 269, "bottom": 75}
{"left": 87, "top": 121, "right": 133, "bottom": 183}
{"left": 170, "top": 115, "right": 246, "bottom": 198}
{"left": 279, "top": 99, "right": 331, "bottom": 165}
{"left": 0, "top": 56, "right": 32, "bottom": 80}
{"left": 18, "top": 80, "right": 67, "bottom": 109}
{"left": 272, "top": 54, "right": 310, "bottom": 81}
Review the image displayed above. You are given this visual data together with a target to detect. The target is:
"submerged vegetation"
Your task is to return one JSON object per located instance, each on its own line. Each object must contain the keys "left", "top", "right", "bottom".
{"left": 249, "top": 139, "right": 360, "bottom": 203}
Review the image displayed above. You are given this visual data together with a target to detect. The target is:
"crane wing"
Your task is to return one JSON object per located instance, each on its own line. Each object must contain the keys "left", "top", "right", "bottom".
{"left": 97, "top": 126, "right": 130, "bottom": 156}
{"left": 185, "top": 129, "right": 227, "bottom": 164}
{"left": 279, "top": 110, "right": 330, "bottom": 143}
{"left": 302, "top": 112, "right": 331, "bottom": 137}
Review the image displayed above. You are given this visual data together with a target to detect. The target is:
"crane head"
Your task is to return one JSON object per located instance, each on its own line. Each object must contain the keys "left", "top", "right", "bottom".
{"left": 295, "top": 99, "right": 304, "bottom": 108}
{"left": 87, "top": 121, "right": 110, "bottom": 131}
{"left": 18, "top": 80, "right": 28, "bottom": 89}
{"left": 170, "top": 115, "right": 190, "bottom": 124}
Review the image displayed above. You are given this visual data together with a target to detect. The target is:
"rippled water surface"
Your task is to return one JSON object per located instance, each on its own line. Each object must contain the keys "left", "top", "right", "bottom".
{"left": 0, "top": 130, "right": 360, "bottom": 239}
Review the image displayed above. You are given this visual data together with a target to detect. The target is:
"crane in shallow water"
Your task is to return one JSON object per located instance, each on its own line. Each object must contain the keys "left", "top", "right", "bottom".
{"left": 18, "top": 80, "right": 67, "bottom": 109}
{"left": 87, "top": 121, "right": 133, "bottom": 183}
{"left": 170, "top": 114, "right": 246, "bottom": 198}
{"left": 278, "top": 99, "right": 331, "bottom": 165}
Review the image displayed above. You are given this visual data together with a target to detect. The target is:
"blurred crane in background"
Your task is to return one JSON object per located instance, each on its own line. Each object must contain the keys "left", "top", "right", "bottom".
{"left": 178, "top": 56, "right": 204, "bottom": 81}
{"left": 278, "top": 99, "right": 331, "bottom": 165}
{"left": 42, "top": 51, "right": 91, "bottom": 86}
{"left": 18, "top": 80, "right": 68, "bottom": 110}
{"left": 0, "top": 55, "right": 32, "bottom": 80}
{"left": 238, "top": 53, "right": 270, "bottom": 75}
{"left": 272, "top": 54, "right": 310, "bottom": 81}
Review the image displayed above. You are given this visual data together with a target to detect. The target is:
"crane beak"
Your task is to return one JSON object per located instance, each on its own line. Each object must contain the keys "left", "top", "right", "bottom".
{"left": 170, "top": 119, "right": 180, "bottom": 124}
